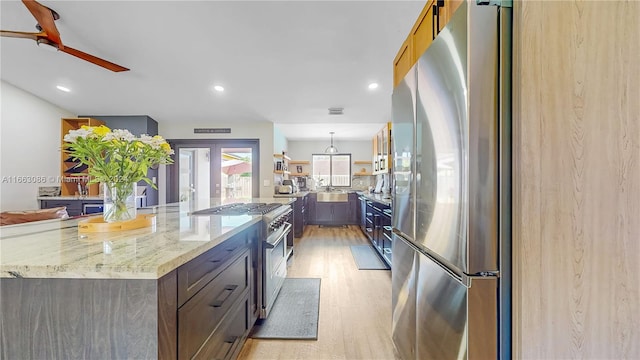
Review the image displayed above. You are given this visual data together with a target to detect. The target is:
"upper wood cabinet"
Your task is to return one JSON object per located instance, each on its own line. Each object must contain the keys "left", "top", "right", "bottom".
{"left": 441, "top": 0, "right": 463, "bottom": 32}
{"left": 392, "top": 36, "right": 413, "bottom": 88}
{"left": 411, "top": 0, "right": 436, "bottom": 64}
{"left": 372, "top": 122, "right": 392, "bottom": 175}
{"left": 393, "top": 0, "right": 464, "bottom": 87}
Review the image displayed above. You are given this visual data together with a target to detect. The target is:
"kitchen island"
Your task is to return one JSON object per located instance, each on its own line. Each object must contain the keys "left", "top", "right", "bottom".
{"left": 0, "top": 198, "right": 292, "bottom": 359}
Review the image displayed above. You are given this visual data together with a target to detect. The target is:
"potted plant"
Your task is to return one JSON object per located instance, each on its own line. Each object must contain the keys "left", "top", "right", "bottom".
{"left": 64, "top": 125, "right": 174, "bottom": 223}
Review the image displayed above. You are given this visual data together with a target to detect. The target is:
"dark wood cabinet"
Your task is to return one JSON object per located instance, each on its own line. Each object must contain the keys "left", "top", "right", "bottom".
{"left": 40, "top": 199, "right": 82, "bottom": 216}
{"left": 177, "top": 249, "right": 251, "bottom": 360}
{"left": 40, "top": 198, "right": 146, "bottom": 217}
{"left": 309, "top": 192, "right": 358, "bottom": 225}
{"left": 172, "top": 221, "right": 260, "bottom": 360}
{"left": 292, "top": 195, "right": 308, "bottom": 237}
{"left": 315, "top": 202, "right": 333, "bottom": 223}
{"left": 361, "top": 196, "right": 392, "bottom": 268}
{"left": 358, "top": 196, "right": 367, "bottom": 233}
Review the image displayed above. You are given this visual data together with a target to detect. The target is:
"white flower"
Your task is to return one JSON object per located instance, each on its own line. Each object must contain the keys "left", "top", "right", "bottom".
{"left": 63, "top": 128, "right": 93, "bottom": 142}
{"left": 104, "top": 129, "right": 135, "bottom": 142}
{"left": 139, "top": 134, "right": 154, "bottom": 145}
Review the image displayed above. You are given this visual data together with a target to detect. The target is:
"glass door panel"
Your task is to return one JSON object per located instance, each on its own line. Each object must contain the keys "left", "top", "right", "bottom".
{"left": 167, "top": 139, "right": 260, "bottom": 204}
{"left": 220, "top": 147, "right": 252, "bottom": 200}
{"left": 178, "top": 148, "right": 210, "bottom": 203}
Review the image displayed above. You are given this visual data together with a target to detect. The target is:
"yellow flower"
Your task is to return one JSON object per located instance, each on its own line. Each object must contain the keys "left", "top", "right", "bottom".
{"left": 160, "top": 142, "right": 171, "bottom": 152}
{"left": 93, "top": 125, "right": 111, "bottom": 137}
{"left": 153, "top": 135, "right": 164, "bottom": 141}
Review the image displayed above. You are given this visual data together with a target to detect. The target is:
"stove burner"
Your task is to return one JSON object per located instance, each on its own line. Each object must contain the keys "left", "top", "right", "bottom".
{"left": 191, "top": 202, "right": 284, "bottom": 216}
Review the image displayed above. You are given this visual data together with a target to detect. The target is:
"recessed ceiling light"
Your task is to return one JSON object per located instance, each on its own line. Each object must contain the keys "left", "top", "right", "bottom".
{"left": 368, "top": 82, "right": 379, "bottom": 90}
{"left": 213, "top": 85, "right": 224, "bottom": 92}
{"left": 56, "top": 85, "right": 71, "bottom": 92}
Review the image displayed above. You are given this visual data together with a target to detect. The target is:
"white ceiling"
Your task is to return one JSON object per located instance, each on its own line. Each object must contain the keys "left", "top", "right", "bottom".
{"left": 0, "top": 0, "right": 422, "bottom": 140}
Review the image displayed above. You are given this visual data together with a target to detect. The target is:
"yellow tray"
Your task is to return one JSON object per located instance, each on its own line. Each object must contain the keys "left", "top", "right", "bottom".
{"left": 78, "top": 214, "right": 156, "bottom": 233}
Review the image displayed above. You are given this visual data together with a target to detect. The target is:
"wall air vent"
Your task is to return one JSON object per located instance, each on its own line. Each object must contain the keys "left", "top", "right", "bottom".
{"left": 328, "top": 107, "right": 344, "bottom": 115}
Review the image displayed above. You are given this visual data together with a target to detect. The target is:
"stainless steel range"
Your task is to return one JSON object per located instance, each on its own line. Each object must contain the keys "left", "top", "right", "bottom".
{"left": 191, "top": 202, "right": 292, "bottom": 319}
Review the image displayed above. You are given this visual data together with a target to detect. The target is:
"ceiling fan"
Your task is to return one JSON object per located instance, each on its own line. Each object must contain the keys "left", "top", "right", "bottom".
{"left": 0, "top": 0, "right": 129, "bottom": 72}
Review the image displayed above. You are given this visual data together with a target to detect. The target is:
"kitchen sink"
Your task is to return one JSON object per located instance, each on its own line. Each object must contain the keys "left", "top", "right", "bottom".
{"left": 317, "top": 191, "right": 348, "bottom": 202}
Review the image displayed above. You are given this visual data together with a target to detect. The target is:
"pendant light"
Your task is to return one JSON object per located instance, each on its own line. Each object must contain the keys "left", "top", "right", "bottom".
{"left": 325, "top": 132, "right": 339, "bottom": 154}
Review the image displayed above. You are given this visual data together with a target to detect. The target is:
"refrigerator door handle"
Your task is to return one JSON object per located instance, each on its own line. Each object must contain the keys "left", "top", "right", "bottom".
{"left": 394, "top": 231, "right": 468, "bottom": 286}
{"left": 461, "top": 271, "right": 501, "bottom": 287}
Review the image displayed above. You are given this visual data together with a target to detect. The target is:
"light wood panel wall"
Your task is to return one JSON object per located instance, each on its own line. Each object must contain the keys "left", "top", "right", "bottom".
{"left": 513, "top": 0, "right": 639, "bottom": 358}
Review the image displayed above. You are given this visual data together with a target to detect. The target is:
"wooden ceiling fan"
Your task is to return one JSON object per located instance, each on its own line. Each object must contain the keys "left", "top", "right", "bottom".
{"left": 0, "top": 0, "right": 129, "bottom": 72}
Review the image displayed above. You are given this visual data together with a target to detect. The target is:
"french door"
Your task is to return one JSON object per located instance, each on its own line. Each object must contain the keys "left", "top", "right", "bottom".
{"left": 166, "top": 139, "right": 260, "bottom": 203}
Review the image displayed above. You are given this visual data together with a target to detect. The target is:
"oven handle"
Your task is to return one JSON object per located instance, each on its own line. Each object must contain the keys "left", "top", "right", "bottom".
{"left": 265, "top": 222, "right": 292, "bottom": 249}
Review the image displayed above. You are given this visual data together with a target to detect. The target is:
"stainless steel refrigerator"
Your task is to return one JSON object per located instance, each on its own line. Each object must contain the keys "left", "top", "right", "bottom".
{"left": 391, "top": 1, "right": 512, "bottom": 359}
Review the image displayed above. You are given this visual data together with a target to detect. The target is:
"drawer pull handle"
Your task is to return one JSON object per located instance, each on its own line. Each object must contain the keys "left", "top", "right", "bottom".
{"left": 211, "top": 285, "right": 237, "bottom": 307}
{"left": 224, "top": 336, "right": 238, "bottom": 344}
{"left": 208, "top": 259, "right": 221, "bottom": 263}
{"left": 225, "top": 247, "right": 238, "bottom": 252}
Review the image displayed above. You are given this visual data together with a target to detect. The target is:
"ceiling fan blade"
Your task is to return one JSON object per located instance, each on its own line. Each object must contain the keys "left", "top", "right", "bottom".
{"left": 59, "top": 46, "right": 129, "bottom": 72}
{"left": 0, "top": 30, "right": 43, "bottom": 40}
{"left": 22, "top": 0, "right": 62, "bottom": 46}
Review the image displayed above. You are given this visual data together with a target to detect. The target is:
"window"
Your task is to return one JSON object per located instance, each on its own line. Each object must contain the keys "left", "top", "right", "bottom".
{"left": 312, "top": 154, "right": 351, "bottom": 187}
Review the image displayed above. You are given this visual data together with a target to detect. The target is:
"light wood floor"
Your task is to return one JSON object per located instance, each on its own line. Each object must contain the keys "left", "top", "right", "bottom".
{"left": 237, "top": 225, "right": 398, "bottom": 360}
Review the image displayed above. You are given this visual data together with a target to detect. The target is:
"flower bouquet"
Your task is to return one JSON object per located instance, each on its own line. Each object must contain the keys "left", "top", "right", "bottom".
{"left": 64, "top": 125, "right": 174, "bottom": 223}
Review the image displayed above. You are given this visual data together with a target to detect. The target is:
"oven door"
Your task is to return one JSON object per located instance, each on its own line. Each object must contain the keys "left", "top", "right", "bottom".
{"left": 262, "top": 222, "right": 291, "bottom": 318}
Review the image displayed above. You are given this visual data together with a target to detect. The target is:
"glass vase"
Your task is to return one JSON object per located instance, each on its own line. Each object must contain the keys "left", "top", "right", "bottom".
{"left": 103, "top": 183, "right": 137, "bottom": 223}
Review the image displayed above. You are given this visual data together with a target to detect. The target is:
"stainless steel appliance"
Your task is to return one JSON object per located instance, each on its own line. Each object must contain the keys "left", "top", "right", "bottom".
{"left": 391, "top": 2, "right": 511, "bottom": 359}
{"left": 296, "top": 176, "right": 307, "bottom": 191}
{"left": 261, "top": 208, "right": 291, "bottom": 318}
{"left": 191, "top": 202, "right": 292, "bottom": 319}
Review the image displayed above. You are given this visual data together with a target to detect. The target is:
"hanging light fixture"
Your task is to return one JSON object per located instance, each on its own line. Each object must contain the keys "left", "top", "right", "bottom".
{"left": 325, "top": 132, "right": 339, "bottom": 154}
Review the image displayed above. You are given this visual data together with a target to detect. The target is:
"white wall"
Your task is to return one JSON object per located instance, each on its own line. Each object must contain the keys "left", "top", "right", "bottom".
{"left": 288, "top": 139, "right": 372, "bottom": 163}
{"left": 287, "top": 139, "right": 375, "bottom": 190}
{"left": 273, "top": 125, "right": 288, "bottom": 154}
{"left": 159, "top": 121, "right": 275, "bottom": 199}
{"left": 0, "top": 81, "right": 75, "bottom": 211}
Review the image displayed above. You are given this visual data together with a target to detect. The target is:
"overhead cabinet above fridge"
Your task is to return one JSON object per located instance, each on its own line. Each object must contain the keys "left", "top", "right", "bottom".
{"left": 391, "top": 1, "right": 512, "bottom": 359}
{"left": 393, "top": 0, "right": 465, "bottom": 88}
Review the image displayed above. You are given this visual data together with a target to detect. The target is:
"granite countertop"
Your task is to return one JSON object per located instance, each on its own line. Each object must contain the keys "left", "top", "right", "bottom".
{"left": 0, "top": 198, "right": 294, "bottom": 280}
{"left": 273, "top": 189, "right": 369, "bottom": 197}
{"left": 272, "top": 191, "right": 310, "bottom": 198}
{"left": 357, "top": 191, "right": 393, "bottom": 206}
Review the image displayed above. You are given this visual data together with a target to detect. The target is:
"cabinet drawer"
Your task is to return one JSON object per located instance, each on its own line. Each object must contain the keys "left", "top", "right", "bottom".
{"left": 177, "top": 232, "right": 248, "bottom": 306}
{"left": 191, "top": 296, "right": 250, "bottom": 360}
{"left": 178, "top": 249, "right": 250, "bottom": 360}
